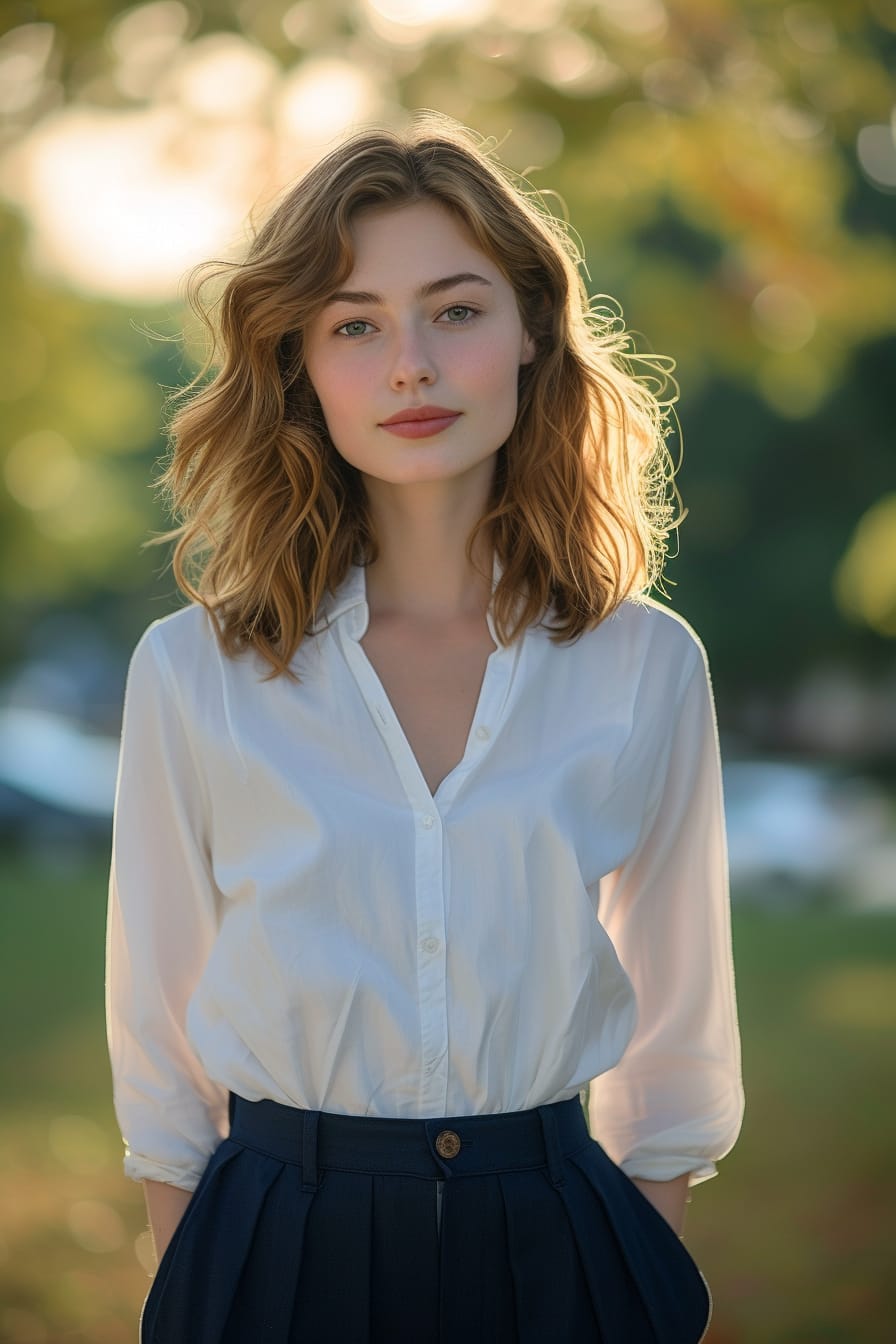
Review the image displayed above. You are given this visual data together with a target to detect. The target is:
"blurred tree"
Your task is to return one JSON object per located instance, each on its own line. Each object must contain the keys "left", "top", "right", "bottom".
{"left": 1, "top": 0, "right": 894, "bottom": 716}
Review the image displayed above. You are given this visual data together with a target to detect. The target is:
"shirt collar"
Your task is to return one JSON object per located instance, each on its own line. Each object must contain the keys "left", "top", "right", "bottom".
{"left": 309, "top": 562, "right": 367, "bottom": 635}
{"left": 310, "top": 551, "right": 508, "bottom": 641}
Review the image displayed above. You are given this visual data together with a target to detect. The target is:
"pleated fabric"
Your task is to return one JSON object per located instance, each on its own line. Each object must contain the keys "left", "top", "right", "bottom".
{"left": 140, "top": 1094, "right": 711, "bottom": 1344}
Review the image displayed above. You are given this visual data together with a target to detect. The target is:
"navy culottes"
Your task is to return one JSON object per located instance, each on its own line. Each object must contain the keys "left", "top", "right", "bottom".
{"left": 140, "top": 1093, "right": 711, "bottom": 1344}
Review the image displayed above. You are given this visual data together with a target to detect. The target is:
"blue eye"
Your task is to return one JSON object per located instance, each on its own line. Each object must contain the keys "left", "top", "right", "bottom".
{"left": 440, "top": 305, "right": 477, "bottom": 323}
{"left": 336, "top": 320, "right": 374, "bottom": 338}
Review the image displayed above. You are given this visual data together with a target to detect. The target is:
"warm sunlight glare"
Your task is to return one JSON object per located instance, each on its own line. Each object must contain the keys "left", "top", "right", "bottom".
{"left": 362, "top": 0, "right": 492, "bottom": 45}
{"left": 276, "top": 58, "right": 383, "bottom": 147}
{"left": 1, "top": 105, "right": 257, "bottom": 300}
{"left": 158, "top": 33, "right": 280, "bottom": 120}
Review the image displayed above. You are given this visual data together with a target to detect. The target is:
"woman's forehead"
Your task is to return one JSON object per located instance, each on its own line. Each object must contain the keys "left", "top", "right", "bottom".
{"left": 341, "top": 199, "right": 506, "bottom": 288}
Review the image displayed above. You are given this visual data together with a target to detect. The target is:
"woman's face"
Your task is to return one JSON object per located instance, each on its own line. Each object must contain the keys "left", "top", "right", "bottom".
{"left": 303, "top": 198, "right": 535, "bottom": 491}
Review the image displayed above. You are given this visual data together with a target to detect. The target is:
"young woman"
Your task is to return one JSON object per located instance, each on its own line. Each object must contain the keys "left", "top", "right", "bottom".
{"left": 106, "top": 114, "right": 744, "bottom": 1344}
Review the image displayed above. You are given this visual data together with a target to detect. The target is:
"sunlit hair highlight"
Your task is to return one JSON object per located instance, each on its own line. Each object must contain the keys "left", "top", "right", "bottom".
{"left": 149, "top": 113, "right": 683, "bottom": 680}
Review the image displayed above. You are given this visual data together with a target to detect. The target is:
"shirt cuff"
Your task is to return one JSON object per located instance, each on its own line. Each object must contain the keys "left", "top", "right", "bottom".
{"left": 618, "top": 1155, "right": 719, "bottom": 1186}
{"left": 122, "top": 1151, "right": 208, "bottom": 1192}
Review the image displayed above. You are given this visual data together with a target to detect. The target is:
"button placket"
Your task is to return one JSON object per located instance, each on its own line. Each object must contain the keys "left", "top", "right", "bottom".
{"left": 414, "top": 805, "right": 449, "bottom": 1107}
{"left": 433, "top": 651, "right": 517, "bottom": 812}
{"left": 336, "top": 617, "right": 450, "bottom": 1108}
{"left": 335, "top": 584, "right": 528, "bottom": 1114}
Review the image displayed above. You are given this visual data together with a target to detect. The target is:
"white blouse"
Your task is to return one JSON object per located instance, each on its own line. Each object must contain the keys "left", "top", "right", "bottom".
{"left": 105, "top": 555, "right": 744, "bottom": 1194}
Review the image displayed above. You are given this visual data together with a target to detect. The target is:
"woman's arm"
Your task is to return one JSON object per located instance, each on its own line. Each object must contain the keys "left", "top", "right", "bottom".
{"left": 143, "top": 1180, "right": 194, "bottom": 1265}
{"left": 106, "top": 624, "right": 229, "bottom": 1197}
{"left": 590, "top": 628, "right": 744, "bottom": 1193}
{"left": 631, "top": 1174, "right": 690, "bottom": 1237}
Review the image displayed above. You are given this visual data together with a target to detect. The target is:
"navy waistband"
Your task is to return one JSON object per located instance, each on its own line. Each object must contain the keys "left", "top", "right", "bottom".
{"left": 227, "top": 1093, "right": 591, "bottom": 1186}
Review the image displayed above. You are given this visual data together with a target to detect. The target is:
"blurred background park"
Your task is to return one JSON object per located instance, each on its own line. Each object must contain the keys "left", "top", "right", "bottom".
{"left": 0, "top": 0, "right": 894, "bottom": 1340}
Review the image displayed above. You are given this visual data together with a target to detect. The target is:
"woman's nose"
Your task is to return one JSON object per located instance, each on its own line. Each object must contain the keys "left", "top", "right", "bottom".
{"left": 389, "top": 324, "right": 436, "bottom": 390}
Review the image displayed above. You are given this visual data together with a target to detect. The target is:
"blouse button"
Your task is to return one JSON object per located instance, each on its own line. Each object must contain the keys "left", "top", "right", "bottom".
{"left": 421, "top": 936, "right": 440, "bottom": 954}
{"left": 475, "top": 725, "right": 490, "bottom": 741}
{"left": 421, "top": 814, "right": 435, "bottom": 829}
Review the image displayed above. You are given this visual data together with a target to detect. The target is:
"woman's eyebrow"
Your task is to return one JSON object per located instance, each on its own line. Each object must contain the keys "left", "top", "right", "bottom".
{"left": 324, "top": 272, "right": 493, "bottom": 307}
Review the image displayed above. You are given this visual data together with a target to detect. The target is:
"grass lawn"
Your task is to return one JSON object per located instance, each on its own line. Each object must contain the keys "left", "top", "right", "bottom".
{"left": 0, "top": 847, "right": 894, "bottom": 1343}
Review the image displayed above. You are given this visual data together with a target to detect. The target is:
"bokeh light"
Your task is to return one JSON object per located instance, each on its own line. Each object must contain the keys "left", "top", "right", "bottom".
{"left": 1, "top": 104, "right": 261, "bottom": 300}
{"left": 67, "top": 1200, "right": 126, "bottom": 1254}
{"left": 751, "top": 282, "right": 817, "bottom": 353}
{"left": 835, "top": 494, "right": 896, "bottom": 638}
{"left": 592, "top": 0, "right": 668, "bottom": 40}
{"left": 107, "top": 0, "right": 193, "bottom": 100}
{"left": 0, "top": 22, "right": 56, "bottom": 117}
{"left": 530, "top": 31, "right": 625, "bottom": 96}
{"left": 361, "top": 0, "right": 492, "bottom": 45}
{"left": 782, "top": 3, "right": 838, "bottom": 56}
{"left": 4, "top": 430, "right": 81, "bottom": 512}
{"left": 153, "top": 33, "right": 280, "bottom": 119}
{"left": 857, "top": 123, "right": 896, "bottom": 192}
{"left": 276, "top": 57, "right": 385, "bottom": 151}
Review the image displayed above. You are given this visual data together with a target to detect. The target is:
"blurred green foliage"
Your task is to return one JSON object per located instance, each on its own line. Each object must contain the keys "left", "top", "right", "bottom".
{"left": 1, "top": 0, "right": 894, "bottom": 707}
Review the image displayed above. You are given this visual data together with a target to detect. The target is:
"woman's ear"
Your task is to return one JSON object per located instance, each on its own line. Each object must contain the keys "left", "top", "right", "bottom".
{"left": 520, "top": 329, "right": 537, "bottom": 365}
{"left": 520, "top": 289, "right": 552, "bottom": 365}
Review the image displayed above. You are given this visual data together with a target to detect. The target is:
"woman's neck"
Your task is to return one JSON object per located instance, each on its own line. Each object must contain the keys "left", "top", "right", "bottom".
{"left": 361, "top": 474, "right": 496, "bottom": 626}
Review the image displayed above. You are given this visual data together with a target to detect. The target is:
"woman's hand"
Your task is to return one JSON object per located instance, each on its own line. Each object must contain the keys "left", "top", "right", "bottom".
{"left": 630, "top": 1173, "right": 691, "bottom": 1237}
{"left": 143, "top": 1179, "right": 194, "bottom": 1266}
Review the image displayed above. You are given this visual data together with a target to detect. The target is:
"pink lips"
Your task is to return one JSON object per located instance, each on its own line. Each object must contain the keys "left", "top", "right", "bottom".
{"left": 378, "top": 406, "right": 462, "bottom": 439}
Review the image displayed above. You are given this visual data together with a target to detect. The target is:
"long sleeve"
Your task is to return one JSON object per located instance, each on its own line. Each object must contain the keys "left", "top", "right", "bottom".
{"left": 589, "top": 634, "right": 745, "bottom": 1186}
{"left": 105, "top": 624, "right": 229, "bottom": 1191}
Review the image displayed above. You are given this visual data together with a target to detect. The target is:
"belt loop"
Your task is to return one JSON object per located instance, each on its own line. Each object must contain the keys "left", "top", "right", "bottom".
{"left": 537, "top": 1103, "right": 566, "bottom": 1189}
{"left": 301, "top": 1109, "right": 320, "bottom": 1192}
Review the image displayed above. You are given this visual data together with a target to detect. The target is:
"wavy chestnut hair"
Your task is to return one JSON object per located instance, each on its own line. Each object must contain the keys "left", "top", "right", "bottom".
{"left": 149, "top": 113, "right": 682, "bottom": 680}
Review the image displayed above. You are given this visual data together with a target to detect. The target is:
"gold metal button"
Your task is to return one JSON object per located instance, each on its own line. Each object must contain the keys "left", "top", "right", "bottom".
{"left": 435, "top": 1129, "right": 461, "bottom": 1159}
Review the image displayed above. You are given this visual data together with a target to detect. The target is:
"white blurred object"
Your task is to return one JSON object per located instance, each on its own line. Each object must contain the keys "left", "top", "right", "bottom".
{"left": 0, "top": 706, "right": 119, "bottom": 816}
{"left": 723, "top": 758, "right": 895, "bottom": 906}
